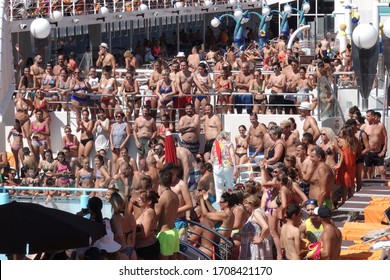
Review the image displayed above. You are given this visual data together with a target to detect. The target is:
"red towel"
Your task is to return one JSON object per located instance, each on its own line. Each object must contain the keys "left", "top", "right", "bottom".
{"left": 215, "top": 140, "right": 222, "bottom": 166}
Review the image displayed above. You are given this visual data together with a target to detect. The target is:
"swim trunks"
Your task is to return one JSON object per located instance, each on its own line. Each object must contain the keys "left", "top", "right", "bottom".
{"left": 188, "top": 169, "right": 201, "bottom": 191}
{"left": 364, "top": 151, "right": 384, "bottom": 167}
{"left": 181, "top": 139, "right": 200, "bottom": 154}
{"left": 157, "top": 228, "right": 180, "bottom": 257}
{"left": 137, "top": 137, "right": 151, "bottom": 156}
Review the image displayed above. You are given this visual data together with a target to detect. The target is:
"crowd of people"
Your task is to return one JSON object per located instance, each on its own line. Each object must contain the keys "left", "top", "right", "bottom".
{"left": 3, "top": 24, "right": 388, "bottom": 260}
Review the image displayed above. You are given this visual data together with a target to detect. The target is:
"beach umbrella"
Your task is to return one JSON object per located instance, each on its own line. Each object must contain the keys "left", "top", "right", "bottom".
{"left": 0, "top": 201, "right": 106, "bottom": 254}
{"left": 164, "top": 131, "right": 178, "bottom": 165}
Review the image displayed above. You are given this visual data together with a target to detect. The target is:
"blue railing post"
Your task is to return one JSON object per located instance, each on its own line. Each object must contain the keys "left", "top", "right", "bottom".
{"left": 80, "top": 191, "right": 89, "bottom": 209}
{"left": 0, "top": 188, "right": 10, "bottom": 205}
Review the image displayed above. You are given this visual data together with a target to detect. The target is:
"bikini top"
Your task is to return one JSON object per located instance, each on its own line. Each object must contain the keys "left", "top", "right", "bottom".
{"left": 100, "top": 78, "right": 114, "bottom": 90}
{"left": 42, "top": 74, "right": 56, "bottom": 86}
{"left": 95, "top": 169, "right": 103, "bottom": 179}
{"left": 41, "top": 161, "right": 54, "bottom": 173}
{"left": 12, "top": 130, "right": 23, "bottom": 137}
{"left": 218, "top": 79, "right": 230, "bottom": 88}
{"left": 57, "top": 162, "right": 69, "bottom": 173}
{"left": 65, "top": 137, "right": 74, "bottom": 147}
{"left": 32, "top": 122, "right": 46, "bottom": 133}
{"left": 58, "top": 78, "right": 70, "bottom": 89}
{"left": 325, "top": 147, "right": 332, "bottom": 155}
{"left": 74, "top": 81, "right": 87, "bottom": 91}
{"left": 80, "top": 172, "right": 93, "bottom": 180}
{"left": 159, "top": 83, "right": 172, "bottom": 94}
{"left": 34, "top": 99, "right": 46, "bottom": 110}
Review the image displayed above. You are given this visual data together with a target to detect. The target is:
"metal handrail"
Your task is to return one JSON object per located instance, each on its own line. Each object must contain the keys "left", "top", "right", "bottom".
{"left": 187, "top": 219, "right": 233, "bottom": 260}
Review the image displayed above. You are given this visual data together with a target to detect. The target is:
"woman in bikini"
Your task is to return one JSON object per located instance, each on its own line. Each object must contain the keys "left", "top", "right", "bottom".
{"left": 7, "top": 120, "right": 24, "bottom": 176}
{"left": 76, "top": 157, "right": 95, "bottom": 191}
{"left": 70, "top": 67, "right": 91, "bottom": 122}
{"left": 110, "top": 192, "right": 137, "bottom": 260}
{"left": 157, "top": 114, "right": 174, "bottom": 143}
{"left": 197, "top": 191, "right": 235, "bottom": 260}
{"left": 120, "top": 70, "right": 140, "bottom": 122}
{"left": 235, "top": 125, "right": 249, "bottom": 177}
{"left": 38, "top": 148, "right": 55, "bottom": 186}
{"left": 249, "top": 70, "right": 267, "bottom": 114}
{"left": 156, "top": 69, "right": 176, "bottom": 120}
{"left": 134, "top": 189, "right": 160, "bottom": 260}
{"left": 14, "top": 90, "right": 33, "bottom": 149}
{"left": 53, "top": 151, "right": 74, "bottom": 192}
{"left": 55, "top": 68, "right": 72, "bottom": 111}
{"left": 77, "top": 109, "right": 94, "bottom": 159}
{"left": 33, "top": 90, "right": 52, "bottom": 149}
{"left": 193, "top": 63, "right": 212, "bottom": 116}
{"left": 40, "top": 63, "right": 58, "bottom": 110}
{"left": 94, "top": 154, "right": 110, "bottom": 190}
{"left": 260, "top": 176, "right": 282, "bottom": 260}
{"left": 214, "top": 64, "right": 233, "bottom": 114}
{"left": 18, "top": 67, "right": 37, "bottom": 100}
{"left": 320, "top": 127, "right": 344, "bottom": 173}
{"left": 62, "top": 126, "right": 80, "bottom": 158}
{"left": 98, "top": 65, "right": 117, "bottom": 119}
{"left": 29, "top": 109, "right": 50, "bottom": 161}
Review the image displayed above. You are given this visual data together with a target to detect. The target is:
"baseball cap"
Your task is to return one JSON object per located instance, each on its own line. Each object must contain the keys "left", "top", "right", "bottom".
{"left": 314, "top": 205, "right": 332, "bottom": 219}
{"left": 99, "top": 42, "right": 108, "bottom": 49}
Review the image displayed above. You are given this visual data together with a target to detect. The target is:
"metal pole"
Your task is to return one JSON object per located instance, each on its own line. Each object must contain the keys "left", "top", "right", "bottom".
{"left": 177, "top": 16, "right": 180, "bottom": 53}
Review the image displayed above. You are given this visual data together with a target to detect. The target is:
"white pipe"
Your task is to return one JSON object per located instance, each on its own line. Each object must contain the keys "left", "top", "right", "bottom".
{"left": 287, "top": 25, "right": 310, "bottom": 49}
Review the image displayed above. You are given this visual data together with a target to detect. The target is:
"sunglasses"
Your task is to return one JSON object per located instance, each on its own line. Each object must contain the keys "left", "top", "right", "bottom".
{"left": 320, "top": 133, "right": 326, "bottom": 136}
{"left": 116, "top": 115, "right": 123, "bottom": 118}
{"left": 305, "top": 199, "right": 318, "bottom": 206}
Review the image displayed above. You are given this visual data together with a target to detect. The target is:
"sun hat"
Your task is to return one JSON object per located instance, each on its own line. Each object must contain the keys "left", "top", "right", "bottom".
{"left": 93, "top": 221, "right": 121, "bottom": 253}
{"left": 298, "top": 101, "right": 312, "bottom": 111}
{"left": 99, "top": 42, "right": 108, "bottom": 49}
{"left": 176, "top": 51, "right": 185, "bottom": 58}
{"left": 314, "top": 205, "right": 332, "bottom": 219}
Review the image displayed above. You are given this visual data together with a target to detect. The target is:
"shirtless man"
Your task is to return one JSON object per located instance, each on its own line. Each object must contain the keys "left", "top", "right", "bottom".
{"left": 261, "top": 41, "right": 275, "bottom": 65}
{"left": 95, "top": 43, "right": 116, "bottom": 74}
{"left": 165, "top": 164, "right": 193, "bottom": 246}
{"left": 176, "top": 144, "right": 200, "bottom": 191}
{"left": 111, "top": 162, "right": 142, "bottom": 198}
{"left": 144, "top": 156, "right": 159, "bottom": 191}
{"left": 320, "top": 37, "right": 330, "bottom": 58}
{"left": 308, "top": 146, "right": 334, "bottom": 209}
{"left": 53, "top": 54, "right": 66, "bottom": 76}
{"left": 203, "top": 104, "right": 222, "bottom": 161}
{"left": 280, "top": 119, "right": 299, "bottom": 156}
{"left": 275, "top": 35, "right": 286, "bottom": 53}
{"left": 363, "top": 109, "right": 388, "bottom": 179}
{"left": 283, "top": 59, "right": 300, "bottom": 114}
{"left": 176, "top": 60, "right": 194, "bottom": 118}
{"left": 134, "top": 106, "right": 157, "bottom": 171}
{"left": 310, "top": 206, "right": 342, "bottom": 260}
{"left": 299, "top": 102, "right": 320, "bottom": 142}
{"left": 267, "top": 62, "right": 286, "bottom": 114}
{"left": 226, "top": 46, "right": 239, "bottom": 66}
{"left": 188, "top": 46, "right": 201, "bottom": 72}
{"left": 281, "top": 204, "right": 303, "bottom": 260}
{"left": 155, "top": 168, "right": 180, "bottom": 260}
{"left": 30, "top": 54, "right": 44, "bottom": 86}
{"left": 178, "top": 103, "right": 201, "bottom": 155}
{"left": 235, "top": 62, "right": 254, "bottom": 114}
{"left": 248, "top": 113, "right": 268, "bottom": 159}
{"left": 113, "top": 147, "right": 136, "bottom": 172}
{"left": 148, "top": 60, "right": 163, "bottom": 119}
